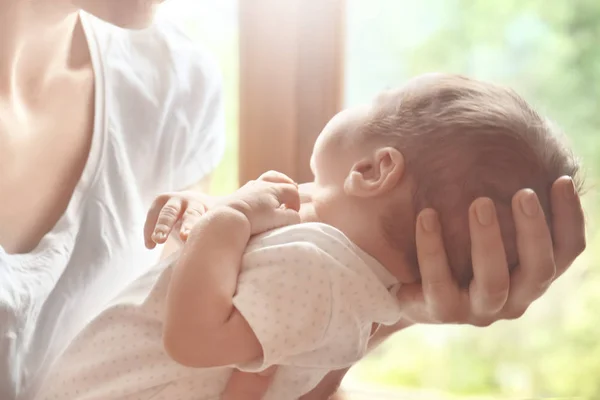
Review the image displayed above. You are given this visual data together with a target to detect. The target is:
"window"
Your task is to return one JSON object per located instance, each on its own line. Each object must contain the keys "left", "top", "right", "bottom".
{"left": 344, "top": 1, "right": 598, "bottom": 398}
{"left": 158, "top": 1, "right": 598, "bottom": 398}
{"left": 159, "top": 0, "right": 239, "bottom": 195}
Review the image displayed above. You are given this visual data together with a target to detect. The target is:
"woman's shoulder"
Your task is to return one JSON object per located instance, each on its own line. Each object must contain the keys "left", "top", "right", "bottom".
{"left": 82, "top": 11, "right": 222, "bottom": 115}
{"left": 81, "top": 12, "right": 226, "bottom": 192}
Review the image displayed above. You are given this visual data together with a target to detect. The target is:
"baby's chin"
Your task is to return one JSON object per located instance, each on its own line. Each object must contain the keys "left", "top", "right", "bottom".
{"left": 298, "top": 182, "right": 315, "bottom": 204}
{"left": 298, "top": 202, "right": 320, "bottom": 224}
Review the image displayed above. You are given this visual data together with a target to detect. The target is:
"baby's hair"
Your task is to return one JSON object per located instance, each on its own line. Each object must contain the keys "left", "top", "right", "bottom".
{"left": 363, "top": 74, "right": 582, "bottom": 287}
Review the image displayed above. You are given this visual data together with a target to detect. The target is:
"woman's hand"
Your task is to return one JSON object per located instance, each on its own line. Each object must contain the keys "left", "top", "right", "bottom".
{"left": 397, "top": 176, "right": 586, "bottom": 326}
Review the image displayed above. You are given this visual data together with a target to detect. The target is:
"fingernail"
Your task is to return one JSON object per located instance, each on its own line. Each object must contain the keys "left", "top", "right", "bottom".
{"left": 475, "top": 198, "right": 494, "bottom": 226}
{"left": 563, "top": 177, "right": 576, "bottom": 200}
{"left": 420, "top": 210, "right": 439, "bottom": 233}
{"left": 153, "top": 230, "right": 167, "bottom": 241}
{"left": 519, "top": 190, "right": 539, "bottom": 217}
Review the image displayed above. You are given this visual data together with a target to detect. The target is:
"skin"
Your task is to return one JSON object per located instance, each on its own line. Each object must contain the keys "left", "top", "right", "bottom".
{"left": 0, "top": 1, "right": 586, "bottom": 398}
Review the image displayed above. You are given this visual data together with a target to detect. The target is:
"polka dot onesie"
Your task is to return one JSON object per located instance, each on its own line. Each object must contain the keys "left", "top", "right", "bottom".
{"left": 37, "top": 223, "right": 402, "bottom": 400}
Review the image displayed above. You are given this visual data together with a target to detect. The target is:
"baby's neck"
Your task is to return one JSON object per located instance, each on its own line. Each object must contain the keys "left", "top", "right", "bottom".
{"left": 298, "top": 202, "right": 418, "bottom": 285}
{"left": 298, "top": 202, "right": 321, "bottom": 223}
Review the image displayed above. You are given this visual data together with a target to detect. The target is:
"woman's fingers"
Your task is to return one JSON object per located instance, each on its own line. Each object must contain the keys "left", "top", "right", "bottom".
{"left": 468, "top": 198, "right": 510, "bottom": 317}
{"left": 551, "top": 176, "right": 586, "bottom": 277}
{"left": 504, "top": 189, "right": 555, "bottom": 316}
{"left": 415, "top": 209, "right": 463, "bottom": 323}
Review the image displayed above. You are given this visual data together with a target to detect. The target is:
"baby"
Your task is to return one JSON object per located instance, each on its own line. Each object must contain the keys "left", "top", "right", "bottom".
{"left": 37, "top": 73, "right": 581, "bottom": 400}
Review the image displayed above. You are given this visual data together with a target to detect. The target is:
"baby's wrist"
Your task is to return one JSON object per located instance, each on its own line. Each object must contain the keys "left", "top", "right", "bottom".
{"left": 207, "top": 205, "right": 252, "bottom": 236}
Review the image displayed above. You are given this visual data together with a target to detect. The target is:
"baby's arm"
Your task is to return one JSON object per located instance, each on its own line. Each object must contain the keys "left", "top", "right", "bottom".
{"left": 162, "top": 206, "right": 263, "bottom": 368}
{"left": 162, "top": 172, "right": 300, "bottom": 368}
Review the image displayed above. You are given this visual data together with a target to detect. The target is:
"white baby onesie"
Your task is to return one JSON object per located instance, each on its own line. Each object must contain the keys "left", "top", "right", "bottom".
{"left": 36, "top": 223, "right": 402, "bottom": 400}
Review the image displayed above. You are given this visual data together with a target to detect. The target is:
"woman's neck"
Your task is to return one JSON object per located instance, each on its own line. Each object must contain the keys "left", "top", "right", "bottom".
{"left": 0, "top": 2, "right": 85, "bottom": 96}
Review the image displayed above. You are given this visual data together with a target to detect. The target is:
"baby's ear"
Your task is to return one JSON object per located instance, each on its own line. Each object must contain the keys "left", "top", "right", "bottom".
{"left": 344, "top": 147, "right": 405, "bottom": 198}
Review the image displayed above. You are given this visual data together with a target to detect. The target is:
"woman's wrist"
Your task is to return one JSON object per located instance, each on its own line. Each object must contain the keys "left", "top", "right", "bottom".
{"left": 368, "top": 318, "right": 414, "bottom": 351}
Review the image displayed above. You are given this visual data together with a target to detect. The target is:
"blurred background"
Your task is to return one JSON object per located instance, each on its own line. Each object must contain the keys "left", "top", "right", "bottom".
{"left": 159, "top": 0, "right": 599, "bottom": 398}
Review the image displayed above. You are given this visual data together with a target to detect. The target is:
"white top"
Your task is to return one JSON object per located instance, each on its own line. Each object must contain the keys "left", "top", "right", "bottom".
{"left": 0, "top": 12, "right": 225, "bottom": 400}
{"left": 36, "top": 223, "right": 402, "bottom": 400}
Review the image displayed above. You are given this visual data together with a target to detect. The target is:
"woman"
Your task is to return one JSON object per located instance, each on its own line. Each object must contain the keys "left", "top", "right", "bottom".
{"left": 0, "top": 1, "right": 585, "bottom": 399}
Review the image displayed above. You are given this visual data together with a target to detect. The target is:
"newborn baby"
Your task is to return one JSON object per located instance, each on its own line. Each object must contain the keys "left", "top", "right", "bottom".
{"left": 37, "top": 73, "right": 581, "bottom": 400}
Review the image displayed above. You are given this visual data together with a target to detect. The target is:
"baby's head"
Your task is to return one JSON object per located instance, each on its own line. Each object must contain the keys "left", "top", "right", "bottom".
{"left": 310, "top": 73, "right": 581, "bottom": 286}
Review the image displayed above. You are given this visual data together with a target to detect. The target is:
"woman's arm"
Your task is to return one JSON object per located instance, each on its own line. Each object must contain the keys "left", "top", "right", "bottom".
{"left": 298, "top": 319, "right": 415, "bottom": 400}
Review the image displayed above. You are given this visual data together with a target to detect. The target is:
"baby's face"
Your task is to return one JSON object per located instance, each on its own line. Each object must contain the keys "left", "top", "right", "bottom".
{"left": 310, "top": 106, "right": 371, "bottom": 187}
{"left": 309, "top": 73, "right": 452, "bottom": 193}
{"left": 308, "top": 87, "right": 405, "bottom": 198}
{"left": 307, "top": 92, "right": 421, "bottom": 284}
{"left": 307, "top": 89, "right": 408, "bottom": 222}
{"left": 306, "top": 104, "right": 370, "bottom": 225}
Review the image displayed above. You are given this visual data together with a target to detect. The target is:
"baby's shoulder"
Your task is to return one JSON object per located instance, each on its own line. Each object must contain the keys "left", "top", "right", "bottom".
{"left": 246, "top": 222, "right": 355, "bottom": 256}
{"left": 240, "top": 223, "right": 371, "bottom": 279}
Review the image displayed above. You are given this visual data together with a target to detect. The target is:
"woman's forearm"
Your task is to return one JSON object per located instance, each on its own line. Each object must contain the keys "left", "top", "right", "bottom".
{"left": 368, "top": 319, "right": 415, "bottom": 351}
{"left": 301, "top": 319, "right": 415, "bottom": 400}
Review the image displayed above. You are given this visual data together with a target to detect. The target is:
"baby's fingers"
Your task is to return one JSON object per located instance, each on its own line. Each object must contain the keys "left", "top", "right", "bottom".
{"left": 273, "top": 183, "right": 301, "bottom": 212}
{"left": 152, "top": 197, "right": 184, "bottom": 245}
{"left": 259, "top": 170, "right": 296, "bottom": 185}
{"left": 144, "top": 194, "right": 171, "bottom": 249}
{"left": 179, "top": 201, "right": 207, "bottom": 241}
{"left": 272, "top": 207, "right": 301, "bottom": 230}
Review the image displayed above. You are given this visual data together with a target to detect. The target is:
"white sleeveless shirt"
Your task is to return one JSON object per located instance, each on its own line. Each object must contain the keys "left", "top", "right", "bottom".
{"left": 0, "top": 11, "right": 225, "bottom": 400}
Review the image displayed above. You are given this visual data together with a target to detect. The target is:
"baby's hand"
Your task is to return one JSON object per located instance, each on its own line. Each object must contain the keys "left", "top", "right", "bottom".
{"left": 144, "top": 191, "right": 215, "bottom": 249}
{"left": 221, "top": 171, "right": 301, "bottom": 235}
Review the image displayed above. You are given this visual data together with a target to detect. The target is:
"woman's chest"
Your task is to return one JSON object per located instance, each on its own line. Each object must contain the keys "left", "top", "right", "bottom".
{"left": 0, "top": 168, "right": 164, "bottom": 398}
{"left": 0, "top": 71, "right": 95, "bottom": 255}
{"left": 0, "top": 123, "right": 93, "bottom": 255}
